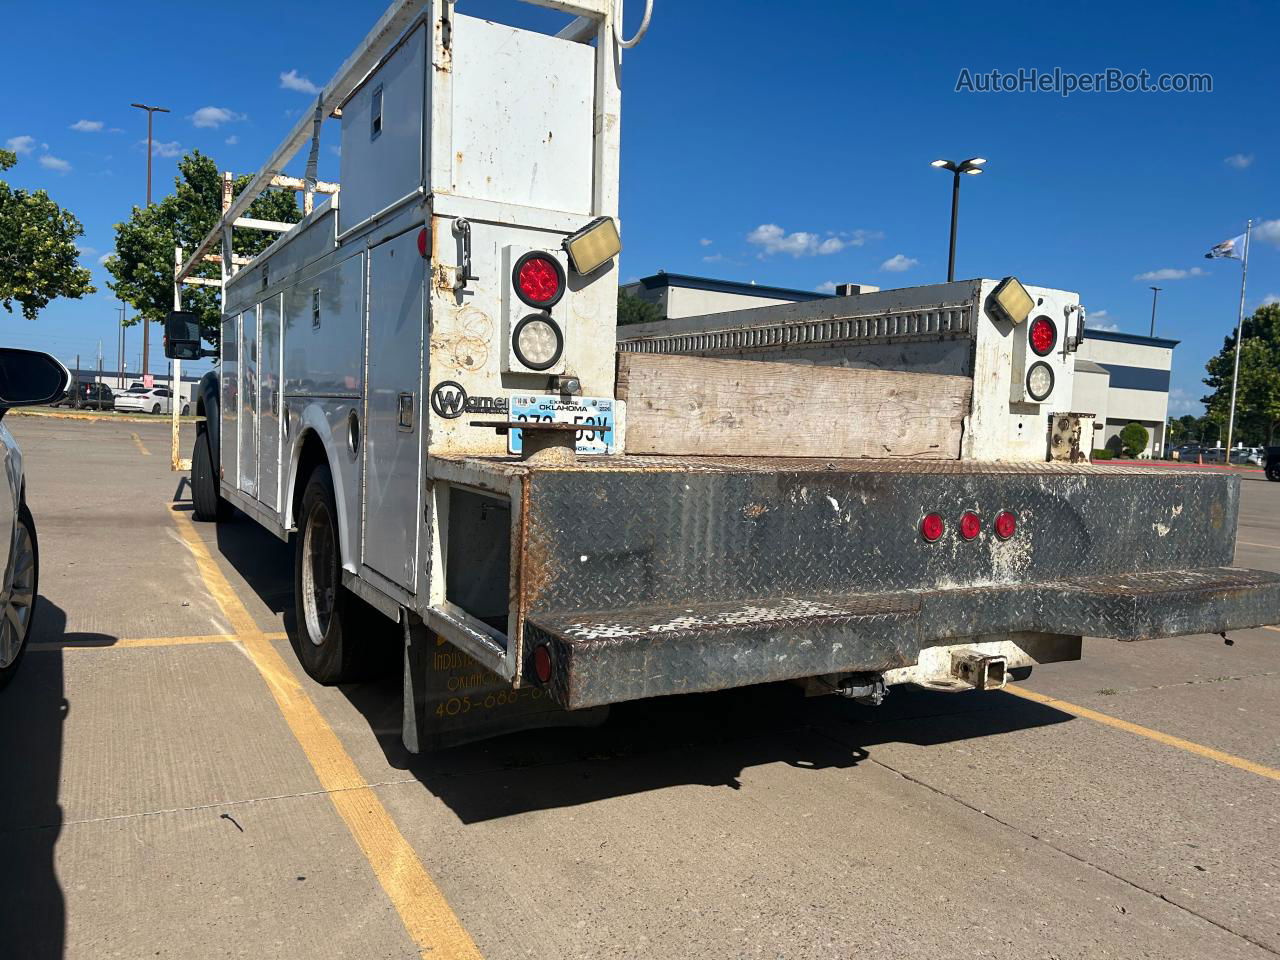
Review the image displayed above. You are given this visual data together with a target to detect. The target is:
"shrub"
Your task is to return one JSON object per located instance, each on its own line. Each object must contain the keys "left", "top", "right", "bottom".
{"left": 1120, "top": 422, "right": 1150, "bottom": 458}
{"left": 1092, "top": 448, "right": 1115, "bottom": 460}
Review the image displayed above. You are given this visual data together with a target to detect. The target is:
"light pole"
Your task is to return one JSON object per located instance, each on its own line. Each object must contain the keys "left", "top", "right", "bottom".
{"left": 930, "top": 157, "right": 985, "bottom": 282}
{"left": 1149, "top": 286, "right": 1161, "bottom": 337}
{"left": 130, "top": 102, "right": 170, "bottom": 379}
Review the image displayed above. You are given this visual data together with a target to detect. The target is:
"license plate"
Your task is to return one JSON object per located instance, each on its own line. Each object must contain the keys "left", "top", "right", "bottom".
{"left": 508, "top": 395, "right": 616, "bottom": 456}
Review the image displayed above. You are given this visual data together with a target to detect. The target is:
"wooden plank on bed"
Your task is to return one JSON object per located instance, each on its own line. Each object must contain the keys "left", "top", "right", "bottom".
{"left": 615, "top": 353, "right": 970, "bottom": 459}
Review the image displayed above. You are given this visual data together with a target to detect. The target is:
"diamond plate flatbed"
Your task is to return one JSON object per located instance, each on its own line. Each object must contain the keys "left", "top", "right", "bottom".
{"left": 428, "top": 454, "right": 1280, "bottom": 709}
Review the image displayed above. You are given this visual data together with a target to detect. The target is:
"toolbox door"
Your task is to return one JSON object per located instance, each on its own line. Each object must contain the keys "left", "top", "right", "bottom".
{"left": 361, "top": 228, "right": 424, "bottom": 592}
{"left": 238, "top": 305, "right": 259, "bottom": 498}
{"left": 258, "top": 294, "right": 282, "bottom": 510}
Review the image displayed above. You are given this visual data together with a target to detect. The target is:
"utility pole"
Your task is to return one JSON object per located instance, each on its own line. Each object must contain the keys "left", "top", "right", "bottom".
{"left": 118, "top": 302, "right": 126, "bottom": 388}
{"left": 1149, "top": 286, "right": 1161, "bottom": 337}
{"left": 130, "top": 102, "right": 170, "bottom": 379}
{"left": 1225, "top": 219, "right": 1253, "bottom": 457}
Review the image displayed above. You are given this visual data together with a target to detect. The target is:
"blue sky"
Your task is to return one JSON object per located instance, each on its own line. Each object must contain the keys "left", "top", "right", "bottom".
{"left": 2, "top": 0, "right": 1276, "bottom": 415}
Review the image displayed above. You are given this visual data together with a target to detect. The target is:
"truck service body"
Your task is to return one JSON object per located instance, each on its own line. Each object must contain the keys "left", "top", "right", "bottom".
{"left": 167, "top": 0, "right": 1280, "bottom": 750}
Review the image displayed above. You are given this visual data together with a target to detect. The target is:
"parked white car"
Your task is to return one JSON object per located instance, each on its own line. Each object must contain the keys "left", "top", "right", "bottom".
{"left": 0, "top": 348, "right": 70, "bottom": 687}
{"left": 114, "top": 386, "right": 187, "bottom": 415}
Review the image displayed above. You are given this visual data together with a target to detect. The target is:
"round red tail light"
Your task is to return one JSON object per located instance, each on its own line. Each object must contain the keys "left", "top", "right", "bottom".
{"left": 1029, "top": 316, "right": 1057, "bottom": 356}
{"left": 513, "top": 252, "right": 565, "bottom": 308}
{"left": 533, "top": 644, "right": 553, "bottom": 684}
{"left": 994, "top": 510, "right": 1017, "bottom": 540}
{"left": 959, "top": 511, "right": 981, "bottom": 540}
{"left": 920, "top": 513, "right": 944, "bottom": 542}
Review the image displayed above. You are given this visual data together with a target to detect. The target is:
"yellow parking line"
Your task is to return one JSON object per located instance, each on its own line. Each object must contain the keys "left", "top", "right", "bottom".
{"left": 168, "top": 505, "right": 481, "bottom": 960}
{"left": 130, "top": 432, "right": 151, "bottom": 456}
{"left": 29, "top": 631, "right": 288, "bottom": 651}
{"left": 1237, "top": 539, "right": 1280, "bottom": 551}
{"left": 1005, "top": 684, "right": 1280, "bottom": 783}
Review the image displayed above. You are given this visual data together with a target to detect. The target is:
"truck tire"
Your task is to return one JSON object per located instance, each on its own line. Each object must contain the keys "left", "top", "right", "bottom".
{"left": 292, "top": 465, "right": 378, "bottom": 684}
{"left": 191, "top": 430, "right": 230, "bottom": 522}
{"left": 1268, "top": 464, "right": 1280, "bottom": 482}
{"left": 0, "top": 503, "right": 39, "bottom": 690}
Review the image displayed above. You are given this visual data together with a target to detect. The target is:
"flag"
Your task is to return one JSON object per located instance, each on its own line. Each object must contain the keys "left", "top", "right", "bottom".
{"left": 1205, "top": 234, "right": 1246, "bottom": 260}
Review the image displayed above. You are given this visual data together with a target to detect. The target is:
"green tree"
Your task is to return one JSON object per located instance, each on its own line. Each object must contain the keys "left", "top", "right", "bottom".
{"left": 1201, "top": 303, "right": 1280, "bottom": 445}
{"left": 0, "top": 149, "right": 95, "bottom": 319}
{"left": 1178, "top": 413, "right": 1199, "bottom": 440}
{"left": 617, "top": 289, "right": 665, "bottom": 326}
{"left": 105, "top": 150, "right": 301, "bottom": 345}
{"left": 1120, "top": 421, "right": 1150, "bottom": 458}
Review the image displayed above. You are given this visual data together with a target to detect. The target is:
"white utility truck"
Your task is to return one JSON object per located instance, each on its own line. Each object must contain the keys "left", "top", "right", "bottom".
{"left": 165, "top": 0, "right": 1279, "bottom": 751}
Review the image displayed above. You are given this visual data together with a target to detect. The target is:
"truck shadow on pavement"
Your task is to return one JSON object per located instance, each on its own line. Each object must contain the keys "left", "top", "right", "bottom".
{"left": 0, "top": 599, "right": 113, "bottom": 960}
{"left": 210, "top": 508, "right": 1074, "bottom": 824}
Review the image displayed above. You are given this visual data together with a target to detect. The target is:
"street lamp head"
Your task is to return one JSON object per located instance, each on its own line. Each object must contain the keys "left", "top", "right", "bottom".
{"left": 965, "top": 157, "right": 987, "bottom": 166}
{"left": 931, "top": 159, "right": 955, "bottom": 170}
{"left": 962, "top": 167, "right": 983, "bottom": 175}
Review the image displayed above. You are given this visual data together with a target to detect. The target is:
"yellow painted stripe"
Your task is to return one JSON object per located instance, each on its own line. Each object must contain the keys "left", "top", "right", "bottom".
{"left": 130, "top": 431, "right": 151, "bottom": 456}
{"left": 1005, "top": 684, "right": 1280, "bottom": 783}
{"left": 1237, "top": 539, "right": 1280, "bottom": 551}
{"left": 29, "top": 631, "right": 288, "bottom": 651}
{"left": 168, "top": 505, "right": 481, "bottom": 960}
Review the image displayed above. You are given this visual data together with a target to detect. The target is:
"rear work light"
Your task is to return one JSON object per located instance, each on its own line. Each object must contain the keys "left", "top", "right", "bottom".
{"left": 994, "top": 511, "right": 1017, "bottom": 540}
{"left": 1029, "top": 315, "right": 1057, "bottom": 356}
{"left": 513, "top": 252, "right": 565, "bottom": 309}
{"left": 920, "top": 513, "right": 945, "bottom": 542}
{"left": 563, "top": 216, "right": 621, "bottom": 276}
{"left": 959, "top": 511, "right": 981, "bottom": 540}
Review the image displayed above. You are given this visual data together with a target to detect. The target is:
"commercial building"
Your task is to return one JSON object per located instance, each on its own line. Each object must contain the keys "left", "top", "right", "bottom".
{"left": 621, "top": 272, "right": 837, "bottom": 319}
{"left": 1073, "top": 329, "right": 1178, "bottom": 458}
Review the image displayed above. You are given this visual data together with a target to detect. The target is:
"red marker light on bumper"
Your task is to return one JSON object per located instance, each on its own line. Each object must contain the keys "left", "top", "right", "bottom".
{"left": 920, "top": 513, "right": 944, "bottom": 542}
{"left": 959, "top": 511, "right": 981, "bottom": 540}
{"left": 533, "top": 644, "right": 553, "bottom": 684}
{"left": 994, "top": 511, "right": 1017, "bottom": 540}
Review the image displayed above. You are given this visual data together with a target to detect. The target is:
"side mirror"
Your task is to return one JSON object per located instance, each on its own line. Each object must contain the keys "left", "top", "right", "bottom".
{"left": 164, "top": 310, "right": 205, "bottom": 360}
{"left": 0, "top": 349, "right": 71, "bottom": 409}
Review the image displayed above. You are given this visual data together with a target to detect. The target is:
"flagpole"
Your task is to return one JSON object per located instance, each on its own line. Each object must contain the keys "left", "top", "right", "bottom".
{"left": 1224, "top": 218, "right": 1252, "bottom": 456}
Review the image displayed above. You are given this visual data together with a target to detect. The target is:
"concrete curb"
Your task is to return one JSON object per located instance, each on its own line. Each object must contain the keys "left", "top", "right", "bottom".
{"left": 10, "top": 408, "right": 201, "bottom": 424}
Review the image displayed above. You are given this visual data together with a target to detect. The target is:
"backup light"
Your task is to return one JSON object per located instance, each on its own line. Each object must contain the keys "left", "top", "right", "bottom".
{"left": 988, "top": 276, "right": 1034, "bottom": 327}
{"left": 512, "top": 314, "right": 564, "bottom": 370}
{"left": 1026, "top": 361, "right": 1055, "bottom": 402}
{"left": 563, "top": 216, "right": 621, "bottom": 276}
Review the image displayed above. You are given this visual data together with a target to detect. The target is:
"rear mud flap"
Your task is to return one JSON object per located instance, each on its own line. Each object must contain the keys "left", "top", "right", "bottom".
{"left": 402, "top": 618, "right": 607, "bottom": 754}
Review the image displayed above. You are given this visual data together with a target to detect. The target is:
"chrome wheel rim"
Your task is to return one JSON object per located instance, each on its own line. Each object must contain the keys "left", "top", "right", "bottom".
{"left": 301, "top": 502, "right": 336, "bottom": 646}
{"left": 0, "top": 519, "right": 35, "bottom": 669}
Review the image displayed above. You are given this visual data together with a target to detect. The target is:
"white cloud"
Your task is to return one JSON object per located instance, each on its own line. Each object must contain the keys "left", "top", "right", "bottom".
{"left": 816, "top": 281, "right": 838, "bottom": 294}
{"left": 699, "top": 237, "right": 713, "bottom": 247}
{"left": 1086, "top": 309, "right": 1119, "bottom": 331}
{"left": 70, "top": 119, "right": 104, "bottom": 133}
{"left": 190, "top": 106, "right": 245, "bottom": 129}
{"left": 225, "top": 135, "right": 239, "bottom": 146}
{"left": 1261, "top": 294, "right": 1280, "bottom": 306}
{"left": 702, "top": 253, "right": 726, "bottom": 263}
{"left": 39, "top": 155, "right": 71, "bottom": 173}
{"left": 280, "top": 69, "right": 321, "bottom": 95}
{"left": 880, "top": 253, "right": 918, "bottom": 272}
{"left": 77, "top": 245, "right": 97, "bottom": 256}
{"left": 1255, "top": 219, "right": 1280, "bottom": 247}
{"left": 1133, "top": 267, "right": 1206, "bottom": 281}
{"left": 746, "top": 223, "right": 855, "bottom": 258}
{"left": 141, "top": 139, "right": 183, "bottom": 158}
{"left": 1167, "top": 387, "right": 1201, "bottom": 417}
{"left": 98, "top": 252, "right": 113, "bottom": 265}
{"left": 328, "top": 144, "right": 341, "bottom": 157}
{"left": 1224, "top": 153, "right": 1254, "bottom": 169}
{"left": 6, "top": 135, "right": 36, "bottom": 154}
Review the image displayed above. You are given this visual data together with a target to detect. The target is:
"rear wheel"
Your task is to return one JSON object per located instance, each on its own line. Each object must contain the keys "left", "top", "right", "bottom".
{"left": 1267, "top": 463, "right": 1280, "bottom": 482}
{"left": 151, "top": 403, "right": 161, "bottom": 415}
{"left": 292, "top": 466, "right": 379, "bottom": 684}
{"left": 0, "top": 503, "right": 39, "bottom": 690}
{"left": 190, "top": 429, "right": 230, "bottom": 522}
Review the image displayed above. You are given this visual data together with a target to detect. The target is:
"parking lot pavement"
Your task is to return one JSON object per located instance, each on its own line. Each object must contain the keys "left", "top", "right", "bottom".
{"left": 2, "top": 417, "right": 1279, "bottom": 959}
